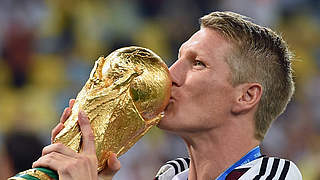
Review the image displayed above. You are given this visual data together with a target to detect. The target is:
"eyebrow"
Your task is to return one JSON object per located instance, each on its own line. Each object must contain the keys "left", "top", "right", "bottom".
{"left": 181, "top": 49, "right": 198, "bottom": 61}
{"left": 178, "top": 43, "right": 198, "bottom": 60}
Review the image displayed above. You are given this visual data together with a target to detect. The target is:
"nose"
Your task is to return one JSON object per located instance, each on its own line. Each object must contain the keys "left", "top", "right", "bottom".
{"left": 169, "top": 59, "right": 186, "bottom": 87}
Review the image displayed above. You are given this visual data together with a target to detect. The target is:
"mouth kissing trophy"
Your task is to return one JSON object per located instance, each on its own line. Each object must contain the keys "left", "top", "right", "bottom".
{"left": 9, "top": 46, "right": 171, "bottom": 180}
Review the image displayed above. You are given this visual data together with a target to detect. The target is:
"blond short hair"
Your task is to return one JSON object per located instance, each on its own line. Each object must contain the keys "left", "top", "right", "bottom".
{"left": 200, "top": 11, "right": 295, "bottom": 140}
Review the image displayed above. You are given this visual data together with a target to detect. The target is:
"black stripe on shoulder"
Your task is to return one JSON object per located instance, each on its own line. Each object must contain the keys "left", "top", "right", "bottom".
{"left": 184, "top": 158, "right": 190, "bottom": 166}
{"left": 253, "top": 157, "right": 269, "bottom": 180}
{"left": 167, "top": 162, "right": 178, "bottom": 175}
{"left": 176, "top": 159, "right": 186, "bottom": 171}
{"left": 266, "top": 158, "right": 280, "bottom": 180}
{"left": 279, "top": 160, "right": 290, "bottom": 180}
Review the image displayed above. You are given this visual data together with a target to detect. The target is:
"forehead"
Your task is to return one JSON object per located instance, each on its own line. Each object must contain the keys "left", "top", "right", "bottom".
{"left": 179, "top": 28, "right": 232, "bottom": 60}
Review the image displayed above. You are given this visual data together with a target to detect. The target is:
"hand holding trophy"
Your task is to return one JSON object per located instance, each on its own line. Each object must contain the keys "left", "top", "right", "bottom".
{"left": 9, "top": 46, "right": 171, "bottom": 180}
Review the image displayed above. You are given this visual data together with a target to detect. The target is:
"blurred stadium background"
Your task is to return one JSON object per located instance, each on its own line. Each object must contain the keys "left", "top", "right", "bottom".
{"left": 0, "top": 0, "right": 319, "bottom": 179}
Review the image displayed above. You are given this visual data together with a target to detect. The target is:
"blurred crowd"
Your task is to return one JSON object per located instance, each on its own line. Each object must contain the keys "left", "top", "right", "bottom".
{"left": 0, "top": 0, "right": 319, "bottom": 179}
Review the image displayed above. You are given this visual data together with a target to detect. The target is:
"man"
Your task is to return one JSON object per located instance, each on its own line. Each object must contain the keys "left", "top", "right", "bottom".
{"left": 33, "top": 11, "right": 302, "bottom": 179}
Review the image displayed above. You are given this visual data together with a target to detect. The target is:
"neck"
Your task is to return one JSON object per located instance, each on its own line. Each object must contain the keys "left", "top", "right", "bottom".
{"left": 181, "top": 119, "right": 260, "bottom": 180}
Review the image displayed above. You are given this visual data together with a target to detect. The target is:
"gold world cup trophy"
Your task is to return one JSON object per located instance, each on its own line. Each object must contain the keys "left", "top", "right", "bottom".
{"left": 9, "top": 46, "right": 171, "bottom": 180}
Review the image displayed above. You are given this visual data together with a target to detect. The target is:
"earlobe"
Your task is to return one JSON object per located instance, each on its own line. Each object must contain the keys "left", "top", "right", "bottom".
{"left": 231, "top": 83, "right": 262, "bottom": 115}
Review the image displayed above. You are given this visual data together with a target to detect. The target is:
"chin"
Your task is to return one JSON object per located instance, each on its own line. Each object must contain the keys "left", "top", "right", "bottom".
{"left": 157, "top": 103, "right": 182, "bottom": 132}
{"left": 157, "top": 115, "right": 176, "bottom": 131}
{"left": 157, "top": 115, "right": 170, "bottom": 129}
{"left": 157, "top": 116, "right": 182, "bottom": 135}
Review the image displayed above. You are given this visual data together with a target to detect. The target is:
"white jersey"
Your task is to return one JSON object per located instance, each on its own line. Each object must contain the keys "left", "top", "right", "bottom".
{"left": 154, "top": 157, "right": 302, "bottom": 180}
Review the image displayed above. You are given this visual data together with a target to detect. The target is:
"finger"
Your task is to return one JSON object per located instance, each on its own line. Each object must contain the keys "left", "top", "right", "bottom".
{"left": 51, "top": 107, "right": 71, "bottom": 143}
{"left": 60, "top": 107, "right": 71, "bottom": 124}
{"left": 107, "top": 153, "right": 121, "bottom": 172}
{"left": 69, "top": 99, "right": 76, "bottom": 109}
{"left": 32, "top": 152, "right": 74, "bottom": 170}
{"left": 99, "top": 153, "right": 121, "bottom": 177}
{"left": 51, "top": 123, "right": 64, "bottom": 143}
{"left": 42, "top": 143, "right": 77, "bottom": 157}
{"left": 78, "top": 111, "right": 96, "bottom": 154}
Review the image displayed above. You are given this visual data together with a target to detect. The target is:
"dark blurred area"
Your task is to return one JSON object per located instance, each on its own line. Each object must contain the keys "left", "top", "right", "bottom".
{"left": 0, "top": 0, "right": 319, "bottom": 179}
{"left": 0, "top": 131, "right": 45, "bottom": 178}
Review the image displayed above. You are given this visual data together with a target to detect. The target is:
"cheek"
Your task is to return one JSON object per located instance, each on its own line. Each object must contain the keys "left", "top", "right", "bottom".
{"left": 186, "top": 79, "right": 233, "bottom": 113}
{"left": 187, "top": 78, "right": 216, "bottom": 101}
{"left": 179, "top": 79, "right": 215, "bottom": 116}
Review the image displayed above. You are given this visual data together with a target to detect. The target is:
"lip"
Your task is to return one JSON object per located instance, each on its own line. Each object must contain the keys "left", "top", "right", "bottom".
{"left": 164, "top": 97, "right": 174, "bottom": 111}
{"left": 168, "top": 96, "right": 175, "bottom": 102}
{"left": 169, "top": 94, "right": 175, "bottom": 100}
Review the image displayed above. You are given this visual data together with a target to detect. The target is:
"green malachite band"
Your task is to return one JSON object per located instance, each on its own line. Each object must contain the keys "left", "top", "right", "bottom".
{"left": 10, "top": 168, "right": 58, "bottom": 180}
{"left": 34, "top": 168, "right": 58, "bottom": 179}
{"left": 14, "top": 174, "right": 39, "bottom": 180}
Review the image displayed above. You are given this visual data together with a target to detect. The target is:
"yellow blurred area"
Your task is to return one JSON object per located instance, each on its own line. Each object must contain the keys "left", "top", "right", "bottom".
{"left": 0, "top": 55, "right": 67, "bottom": 133}
{"left": 278, "top": 14, "right": 320, "bottom": 100}
{"left": 0, "top": 60, "right": 11, "bottom": 85}
{"left": 30, "top": 54, "right": 68, "bottom": 90}
{"left": 133, "top": 20, "right": 171, "bottom": 60}
{"left": 0, "top": 87, "right": 57, "bottom": 133}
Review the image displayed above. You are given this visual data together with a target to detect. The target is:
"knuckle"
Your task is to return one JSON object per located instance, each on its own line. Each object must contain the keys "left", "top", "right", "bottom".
{"left": 77, "top": 155, "right": 97, "bottom": 166}
{"left": 47, "top": 152, "right": 57, "bottom": 158}
{"left": 78, "top": 155, "right": 90, "bottom": 163}
{"left": 62, "top": 108, "right": 67, "bottom": 115}
{"left": 60, "top": 165, "right": 71, "bottom": 174}
{"left": 42, "top": 146, "right": 47, "bottom": 155}
{"left": 87, "top": 133, "right": 95, "bottom": 142}
{"left": 40, "top": 156, "right": 52, "bottom": 164}
{"left": 60, "top": 161, "right": 77, "bottom": 173}
{"left": 51, "top": 128, "right": 57, "bottom": 136}
{"left": 42, "top": 145, "right": 52, "bottom": 155}
{"left": 88, "top": 155, "right": 98, "bottom": 164}
{"left": 44, "top": 158, "right": 52, "bottom": 164}
{"left": 69, "top": 162, "right": 77, "bottom": 169}
{"left": 54, "top": 143, "right": 64, "bottom": 150}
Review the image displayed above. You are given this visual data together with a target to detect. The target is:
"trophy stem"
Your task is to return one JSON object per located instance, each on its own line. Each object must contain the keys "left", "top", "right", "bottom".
{"left": 8, "top": 167, "right": 58, "bottom": 180}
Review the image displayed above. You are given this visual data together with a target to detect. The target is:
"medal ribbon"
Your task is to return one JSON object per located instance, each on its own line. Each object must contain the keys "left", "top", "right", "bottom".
{"left": 216, "top": 146, "right": 261, "bottom": 180}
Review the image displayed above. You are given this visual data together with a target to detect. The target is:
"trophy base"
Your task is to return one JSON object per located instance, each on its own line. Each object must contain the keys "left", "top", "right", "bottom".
{"left": 9, "top": 167, "right": 58, "bottom": 180}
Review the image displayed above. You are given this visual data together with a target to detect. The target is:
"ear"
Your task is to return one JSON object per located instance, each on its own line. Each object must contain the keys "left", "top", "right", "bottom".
{"left": 231, "top": 83, "right": 263, "bottom": 115}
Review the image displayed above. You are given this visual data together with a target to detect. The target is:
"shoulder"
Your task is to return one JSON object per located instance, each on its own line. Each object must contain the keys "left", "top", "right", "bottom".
{"left": 155, "top": 158, "right": 190, "bottom": 180}
{"left": 237, "top": 156, "right": 302, "bottom": 180}
{"left": 155, "top": 156, "right": 302, "bottom": 180}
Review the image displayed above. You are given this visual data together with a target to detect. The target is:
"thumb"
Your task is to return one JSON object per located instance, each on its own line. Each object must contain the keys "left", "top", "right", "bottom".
{"left": 107, "top": 153, "right": 121, "bottom": 172}
{"left": 99, "top": 152, "right": 121, "bottom": 178}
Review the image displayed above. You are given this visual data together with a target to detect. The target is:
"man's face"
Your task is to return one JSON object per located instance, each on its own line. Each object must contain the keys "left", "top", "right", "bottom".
{"left": 159, "top": 28, "right": 237, "bottom": 133}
